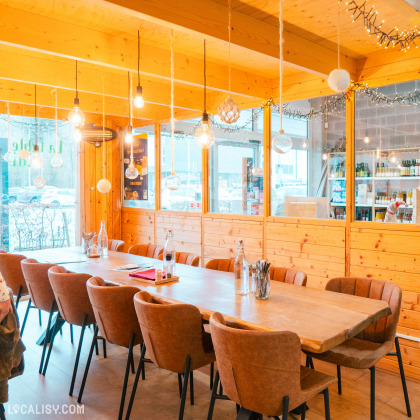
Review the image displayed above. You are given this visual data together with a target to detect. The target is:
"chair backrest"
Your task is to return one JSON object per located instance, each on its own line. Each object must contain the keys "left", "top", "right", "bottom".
{"left": 0, "top": 253, "right": 27, "bottom": 296}
{"left": 48, "top": 266, "right": 95, "bottom": 326}
{"left": 270, "top": 266, "right": 307, "bottom": 287}
{"left": 134, "top": 290, "right": 208, "bottom": 373}
{"left": 210, "top": 312, "right": 302, "bottom": 416}
{"left": 326, "top": 277, "right": 402, "bottom": 343}
{"left": 158, "top": 251, "right": 199, "bottom": 267}
{"left": 205, "top": 259, "right": 235, "bottom": 272}
{"left": 128, "top": 244, "right": 163, "bottom": 259}
{"left": 86, "top": 277, "right": 142, "bottom": 347}
{"left": 21, "top": 259, "right": 57, "bottom": 312}
{"left": 108, "top": 239, "right": 125, "bottom": 252}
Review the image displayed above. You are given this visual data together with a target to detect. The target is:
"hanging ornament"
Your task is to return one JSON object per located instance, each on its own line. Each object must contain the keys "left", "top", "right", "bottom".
{"left": 29, "top": 85, "right": 44, "bottom": 169}
{"left": 218, "top": 0, "right": 240, "bottom": 124}
{"left": 97, "top": 69, "right": 112, "bottom": 194}
{"left": 3, "top": 103, "right": 16, "bottom": 163}
{"left": 273, "top": 0, "right": 292, "bottom": 154}
{"left": 33, "top": 174, "right": 46, "bottom": 189}
{"left": 68, "top": 60, "right": 85, "bottom": 127}
{"left": 125, "top": 162, "right": 139, "bottom": 180}
{"left": 50, "top": 89, "right": 63, "bottom": 168}
{"left": 19, "top": 149, "right": 30, "bottom": 159}
{"left": 164, "top": 30, "right": 181, "bottom": 190}
{"left": 328, "top": 5, "right": 350, "bottom": 92}
{"left": 194, "top": 39, "right": 215, "bottom": 149}
{"left": 134, "top": 30, "right": 145, "bottom": 109}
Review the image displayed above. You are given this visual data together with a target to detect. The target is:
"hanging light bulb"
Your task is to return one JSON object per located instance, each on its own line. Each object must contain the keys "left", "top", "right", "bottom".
{"left": 29, "top": 144, "right": 44, "bottom": 169}
{"left": 387, "top": 151, "right": 399, "bottom": 165}
{"left": 134, "top": 31, "right": 145, "bottom": 109}
{"left": 68, "top": 60, "right": 85, "bottom": 127}
{"left": 50, "top": 154, "right": 63, "bottom": 168}
{"left": 302, "top": 139, "right": 308, "bottom": 149}
{"left": 125, "top": 125, "right": 134, "bottom": 144}
{"left": 328, "top": 5, "right": 350, "bottom": 93}
{"left": 194, "top": 40, "right": 215, "bottom": 149}
{"left": 125, "top": 162, "right": 139, "bottom": 180}
{"left": 74, "top": 128, "right": 83, "bottom": 142}
{"left": 273, "top": 129, "right": 292, "bottom": 154}
{"left": 322, "top": 153, "right": 328, "bottom": 161}
{"left": 364, "top": 129, "right": 370, "bottom": 143}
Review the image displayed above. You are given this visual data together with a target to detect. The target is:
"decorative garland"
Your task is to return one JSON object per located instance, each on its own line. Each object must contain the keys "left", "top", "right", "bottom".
{"left": 341, "top": 0, "right": 420, "bottom": 51}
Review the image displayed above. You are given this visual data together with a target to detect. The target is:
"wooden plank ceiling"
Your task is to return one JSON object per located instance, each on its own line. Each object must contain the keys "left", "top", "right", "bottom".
{"left": 0, "top": 0, "right": 418, "bottom": 125}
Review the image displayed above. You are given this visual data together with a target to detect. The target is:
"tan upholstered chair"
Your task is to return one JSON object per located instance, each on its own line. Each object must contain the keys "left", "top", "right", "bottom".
{"left": 305, "top": 277, "right": 411, "bottom": 420}
{"left": 0, "top": 253, "right": 28, "bottom": 306}
{"left": 21, "top": 258, "right": 60, "bottom": 374}
{"left": 43, "top": 266, "right": 96, "bottom": 396}
{"left": 125, "top": 290, "right": 215, "bottom": 420}
{"left": 208, "top": 312, "right": 336, "bottom": 420}
{"left": 205, "top": 259, "right": 235, "bottom": 272}
{"left": 108, "top": 239, "right": 125, "bottom": 252}
{"left": 270, "top": 266, "right": 307, "bottom": 286}
{"left": 79, "top": 277, "right": 144, "bottom": 420}
{"left": 158, "top": 251, "right": 199, "bottom": 267}
{"left": 128, "top": 244, "right": 163, "bottom": 259}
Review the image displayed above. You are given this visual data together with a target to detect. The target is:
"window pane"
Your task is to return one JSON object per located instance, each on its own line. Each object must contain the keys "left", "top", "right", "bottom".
{"left": 209, "top": 107, "right": 264, "bottom": 215}
{"left": 0, "top": 113, "right": 77, "bottom": 251}
{"left": 271, "top": 96, "right": 346, "bottom": 219}
{"left": 355, "top": 81, "right": 420, "bottom": 224}
{"left": 123, "top": 125, "right": 155, "bottom": 209}
{"left": 161, "top": 120, "right": 202, "bottom": 212}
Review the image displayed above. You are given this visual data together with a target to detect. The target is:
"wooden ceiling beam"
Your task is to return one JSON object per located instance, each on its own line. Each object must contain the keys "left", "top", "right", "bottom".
{"left": 104, "top": 0, "right": 357, "bottom": 78}
{"left": 0, "top": 4, "right": 271, "bottom": 100}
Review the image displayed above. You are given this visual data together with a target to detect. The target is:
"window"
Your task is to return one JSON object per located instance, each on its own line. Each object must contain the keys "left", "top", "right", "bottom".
{"left": 160, "top": 120, "right": 202, "bottom": 212}
{"left": 209, "top": 108, "right": 264, "bottom": 215}
{"left": 123, "top": 125, "right": 155, "bottom": 209}
{"left": 0, "top": 113, "right": 77, "bottom": 251}
{"left": 355, "top": 81, "right": 420, "bottom": 224}
{"left": 271, "top": 96, "right": 346, "bottom": 219}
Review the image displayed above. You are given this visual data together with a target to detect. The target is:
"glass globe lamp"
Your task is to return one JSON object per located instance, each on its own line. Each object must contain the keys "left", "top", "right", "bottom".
{"left": 328, "top": 69, "right": 350, "bottom": 92}
{"left": 273, "top": 130, "right": 292, "bottom": 154}
{"left": 164, "top": 171, "right": 181, "bottom": 191}
{"left": 29, "top": 145, "right": 43, "bottom": 169}
{"left": 125, "top": 162, "right": 139, "bottom": 180}
{"left": 97, "top": 179, "right": 111, "bottom": 194}
{"left": 19, "top": 149, "right": 30, "bottom": 159}
{"left": 194, "top": 113, "right": 215, "bottom": 149}
{"left": 68, "top": 98, "right": 85, "bottom": 127}
{"left": 387, "top": 151, "right": 399, "bottom": 165}
{"left": 3, "top": 151, "right": 16, "bottom": 163}
{"left": 50, "top": 154, "right": 63, "bottom": 168}
{"left": 134, "top": 85, "right": 144, "bottom": 108}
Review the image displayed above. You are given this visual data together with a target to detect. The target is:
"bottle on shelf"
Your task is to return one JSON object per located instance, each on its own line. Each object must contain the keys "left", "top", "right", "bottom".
{"left": 234, "top": 240, "right": 250, "bottom": 295}
{"left": 163, "top": 229, "right": 176, "bottom": 277}
{"left": 97, "top": 221, "right": 108, "bottom": 257}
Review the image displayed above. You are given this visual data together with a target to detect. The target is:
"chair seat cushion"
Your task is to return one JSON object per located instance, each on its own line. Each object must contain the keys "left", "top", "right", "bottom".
{"left": 300, "top": 366, "right": 336, "bottom": 399}
{"left": 306, "top": 337, "right": 394, "bottom": 370}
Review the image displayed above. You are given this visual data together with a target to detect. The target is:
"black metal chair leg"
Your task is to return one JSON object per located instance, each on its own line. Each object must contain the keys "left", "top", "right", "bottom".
{"left": 207, "top": 370, "right": 219, "bottom": 420}
{"left": 125, "top": 344, "right": 146, "bottom": 420}
{"left": 178, "top": 374, "right": 183, "bottom": 398}
{"left": 301, "top": 402, "right": 306, "bottom": 420}
{"left": 69, "top": 315, "right": 88, "bottom": 396}
{"left": 94, "top": 324, "right": 99, "bottom": 355}
{"left": 370, "top": 367, "right": 375, "bottom": 420}
{"left": 77, "top": 325, "right": 98, "bottom": 403}
{"left": 103, "top": 337, "right": 107, "bottom": 358}
{"left": 38, "top": 309, "right": 42, "bottom": 326}
{"left": 395, "top": 337, "right": 411, "bottom": 417}
{"left": 0, "top": 403, "right": 5, "bottom": 420}
{"left": 337, "top": 365, "right": 342, "bottom": 395}
{"left": 282, "top": 396, "right": 289, "bottom": 420}
{"left": 15, "top": 285, "right": 22, "bottom": 309}
{"left": 20, "top": 298, "right": 32, "bottom": 336}
{"left": 118, "top": 333, "right": 135, "bottom": 420}
{"left": 323, "top": 388, "right": 331, "bottom": 420}
{"left": 210, "top": 362, "right": 214, "bottom": 389}
{"left": 130, "top": 350, "right": 135, "bottom": 374}
{"left": 70, "top": 324, "right": 74, "bottom": 344}
{"left": 218, "top": 382, "right": 223, "bottom": 396}
{"left": 179, "top": 356, "right": 191, "bottom": 420}
{"left": 42, "top": 314, "right": 62, "bottom": 376}
{"left": 141, "top": 344, "right": 145, "bottom": 380}
{"left": 190, "top": 371, "right": 194, "bottom": 405}
{"left": 39, "top": 303, "right": 55, "bottom": 374}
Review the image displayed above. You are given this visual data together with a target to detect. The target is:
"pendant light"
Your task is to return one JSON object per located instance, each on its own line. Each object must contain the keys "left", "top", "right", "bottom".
{"left": 3, "top": 103, "right": 16, "bottom": 163}
{"left": 97, "top": 71, "right": 112, "bottom": 194}
{"left": 68, "top": 60, "right": 85, "bottom": 127}
{"left": 134, "top": 30, "right": 145, "bottom": 109}
{"left": 125, "top": 73, "right": 139, "bottom": 180}
{"left": 164, "top": 29, "right": 181, "bottom": 191}
{"left": 19, "top": 105, "right": 30, "bottom": 160}
{"left": 272, "top": 0, "right": 292, "bottom": 154}
{"left": 51, "top": 89, "right": 63, "bottom": 168}
{"left": 29, "top": 85, "right": 44, "bottom": 169}
{"left": 328, "top": 5, "right": 350, "bottom": 92}
{"left": 217, "top": 0, "right": 240, "bottom": 124}
{"left": 125, "top": 72, "right": 134, "bottom": 144}
{"left": 194, "top": 39, "right": 215, "bottom": 149}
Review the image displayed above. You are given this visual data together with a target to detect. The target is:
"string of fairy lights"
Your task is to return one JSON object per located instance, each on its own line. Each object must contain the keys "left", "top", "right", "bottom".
{"left": 341, "top": 0, "right": 420, "bottom": 51}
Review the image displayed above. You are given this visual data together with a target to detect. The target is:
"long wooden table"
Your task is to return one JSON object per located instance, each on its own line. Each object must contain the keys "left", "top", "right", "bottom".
{"left": 26, "top": 246, "right": 391, "bottom": 354}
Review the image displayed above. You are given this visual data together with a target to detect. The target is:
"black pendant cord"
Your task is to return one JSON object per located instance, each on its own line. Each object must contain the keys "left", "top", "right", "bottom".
{"left": 203, "top": 39, "right": 206, "bottom": 115}
{"left": 75, "top": 60, "right": 78, "bottom": 99}
{"left": 137, "top": 30, "right": 141, "bottom": 86}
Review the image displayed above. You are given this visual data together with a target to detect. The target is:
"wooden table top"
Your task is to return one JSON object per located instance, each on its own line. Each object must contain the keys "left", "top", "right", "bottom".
{"left": 25, "top": 247, "right": 391, "bottom": 353}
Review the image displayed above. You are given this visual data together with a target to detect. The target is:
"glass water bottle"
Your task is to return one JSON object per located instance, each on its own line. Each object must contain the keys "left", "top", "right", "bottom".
{"left": 234, "top": 240, "right": 249, "bottom": 295}
{"left": 163, "top": 229, "right": 176, "bottom": 277}
{"left": 97, "top": 221, "right": 108, "bottom": 257}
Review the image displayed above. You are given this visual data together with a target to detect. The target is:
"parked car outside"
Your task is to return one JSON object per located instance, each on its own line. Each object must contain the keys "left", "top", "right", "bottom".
{"left": 16, "top": 186, "right": 58, "bottom": 203}
{"left": 41, "top": 189, "right": 76, "bottom": 206}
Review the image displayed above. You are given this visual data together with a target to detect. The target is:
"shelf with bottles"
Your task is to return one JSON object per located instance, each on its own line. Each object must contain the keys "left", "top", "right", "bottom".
{"left": 375, "top": 159, "right": 420, "bottom": 178}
